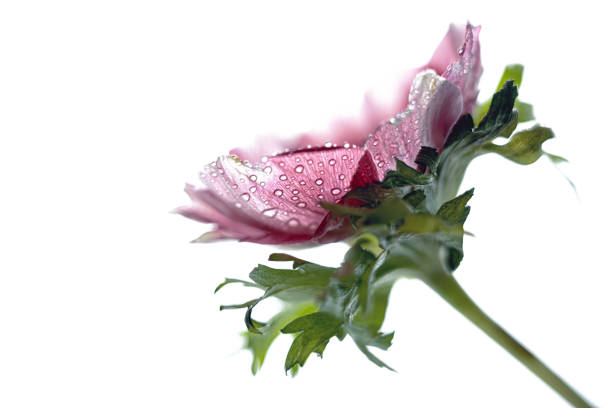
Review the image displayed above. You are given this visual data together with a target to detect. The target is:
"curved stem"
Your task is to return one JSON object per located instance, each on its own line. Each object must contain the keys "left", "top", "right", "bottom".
{"left": 422, "top": 270, "right": 593, "bottom": 408}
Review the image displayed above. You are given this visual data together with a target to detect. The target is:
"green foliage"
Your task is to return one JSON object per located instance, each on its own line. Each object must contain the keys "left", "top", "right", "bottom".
{"left": 214, "top": 66, "right": 564, "bottom": 374}
{"left": 474, "top": 64, "right": 534, "bottom": 124}
{"left": 481, "top": 125, "right": 554, "bottom": 165}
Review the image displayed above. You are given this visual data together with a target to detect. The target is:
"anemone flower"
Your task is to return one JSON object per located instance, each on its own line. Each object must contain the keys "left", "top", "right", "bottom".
{"left": 177, "top": 24, "right": 482, "bottom": 244}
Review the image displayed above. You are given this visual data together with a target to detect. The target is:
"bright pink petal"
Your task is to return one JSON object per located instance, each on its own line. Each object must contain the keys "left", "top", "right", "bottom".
{"left": 179, "top": 146, "right": 375, "bottom": 244}
{"left": 364, "top": 70, "right": 463, "bottom": 181}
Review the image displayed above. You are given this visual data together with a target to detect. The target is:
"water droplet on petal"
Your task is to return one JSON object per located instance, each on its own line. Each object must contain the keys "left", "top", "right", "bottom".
{"left": 339, "top": 174, "right": 345, "bottom": 180}
{"left": 232, "top": 184, "right": 238, "bottom": 189}
{"left": 294, "top": 165, "right": 304, "bottom": 173}
{"left": 377, "top": 162, "right": 384, "bottom": 168}
{"left": 291, "top": 189, "right": 299, "bottom": 195}
{"left": 287, "top": 218, "right": 300, "bottom": 227}
{"left": 331, "top": 188, "right": 341, "bottom": 195}
{"left": 307, "top": 159, "right": 313, "bottom": 165}
{"left": 318, "top": 162, "right": 323, "bottom": 167}
{"left": 291, "top": 196, "right": 299, "bottom": 201}
{"left": 264, "top": 166, "right": 272, "bottom": 174}
{"left": 279, "top": 162, "right": 285, "bottom": 167}
{"left": 342, "top": 155, "right": 348, "bottom": 160}
{"left": 324, "top": 142, "right": 332, "bottom": 148}
{"left": 261, "top": 156, "right": 269, "bottom": 163}
{"left": 249, "top": 175, "right": 257, "bottom": 182}
{"left": 262, "top": 208, "right": 277, "bottom": 217}
{"left": 296, "top": 202, "right": 307, "bottom": 208}
{"left": 240, "top": 193, "right": 250, "bottom": 201}
{"left": 317, "top": 194, "right": 324, "bottom": 200}
{"left": 329, "top": 159, "right": 336, "bottom": 166}
{"left": 274, "top": 189, "right": 283, "bottom": 197}
{"left": 299, "top": 180, "right": 306, "bottom": 185}
{"left": 343, "top": 142, "right": 350, "bottom": 148}
{"left": 249, "top": 186, "right": 256, "bottom": 193}
{"left": 279, "top": 174, "right": 288, "bottom": 181}
{"left": 315, "top": 178, "right": 324, "bottom": 186}
{"left": 235, "top": 203, "right": 242, "bottom": 208}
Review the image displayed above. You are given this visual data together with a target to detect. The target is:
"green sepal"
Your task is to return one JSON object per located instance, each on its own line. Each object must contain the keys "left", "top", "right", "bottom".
{"left": 380, "top": 158, "right": 433, "bottom": 189}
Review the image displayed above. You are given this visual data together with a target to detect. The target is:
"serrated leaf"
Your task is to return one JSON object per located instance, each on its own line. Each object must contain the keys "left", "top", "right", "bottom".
{"left": 249, "top": 264, "right": 333, "bottom": 288}
{"left": 415, "top": 146, "right": 439, "bottom": 174}
{"left": 380, "top": 158, "right": 432, "bottom": 189}
{"left": 482, "top": 125, "right": 554, "bottom": 165}
{"left": 436, "top": 188, "right": 474, "bottom": 225}
{"left": 243, "top": 302, "right": 317, "bottom": 374}
{"left": 474, "top": 65, "right": 534, "bottom": 125}
{"left": 281, "top": 312, "right": 343, "bottom": 371}
{"left": 477, "top": 80, "right": 519, "bottom": 133}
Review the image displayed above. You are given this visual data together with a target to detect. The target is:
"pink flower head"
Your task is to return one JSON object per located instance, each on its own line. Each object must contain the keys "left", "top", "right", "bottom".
{"left": 177, "top": 23, "right": 482, "bottom": 244}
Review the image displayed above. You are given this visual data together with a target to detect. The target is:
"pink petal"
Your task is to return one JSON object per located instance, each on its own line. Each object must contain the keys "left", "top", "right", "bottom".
{"left": 364, "top": 70, "right": 463, "bottom": 181}
{"left": 440, "top": 24, "right": 482, "bottom": 114}
{"left": 179, "top": 146, "right": 375, "bottom": 244}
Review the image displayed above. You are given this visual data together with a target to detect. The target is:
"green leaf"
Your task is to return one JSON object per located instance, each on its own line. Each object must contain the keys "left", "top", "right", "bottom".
{"left": 249, "top": 264, "right": 333, "bottom": 288}
{"left": 481, "top": 125, "right": 554, "bottom": 165}
{"left": 243, "top": 302, "right": 317, "bottom": 374}
{"left": 214, "top": 278, "right": 262, "bottom": 293}
{"left": 268, "top": 253, "right": 309, "bottom": 268}
{"left": 380, "top": 158, "right": 433, "bottom": 189}
{"left": 436, "top": 188, "right": 474, "bottom": 225}
{"left": 477, "top": 80, "right": 519, "bottom": 134}
{"left": 415, "top": 146, "right": 439, "bottom": 174}
{"left": 474, "top": 64, "right": 534, "bottom": 124}
{"left": 281, "top": 312, "right": 343, "bottom": 372}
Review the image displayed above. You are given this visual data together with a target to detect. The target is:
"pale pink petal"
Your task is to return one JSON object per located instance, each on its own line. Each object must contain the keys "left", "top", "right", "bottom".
{"left": 179, "top": 146, "right": 375, "bottom": 244}
{"left": 441, "top": 24, "right": 482, "bottom": 114}
{"left": 364, "top": 70, "right": 463, "bottom": 181}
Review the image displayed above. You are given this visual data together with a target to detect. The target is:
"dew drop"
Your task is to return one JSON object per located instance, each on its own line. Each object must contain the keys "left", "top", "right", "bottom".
{"left": 231, "top": 184, "right": 238, "bottom": 189}
{"left": 299, "top": 180, "right": 306, "bottom": 185}
{"left": 259, "top": 182, "right": 265, "bottom": 186}
{"left": 341, "top": 155, "right": 348, "bottom": 160}
{"left": 292, "top": 190, "right": 299, "bottom": 195}
{"left": 294, "top": 165, "right": 304, "bottom": 173}
{"left": 329, "top": 159, "right": 336, "bottom": 166}
{"left": 279, "top": 174, "right": 288, "bottom": 181}
{"left": 211, "top": 172, "right": 217, "bottom": 177}
{"left": 317, "top": 194, "right": 324, "bottom": 200}
{"left": 339, "top": 174, "right": 345, "bottom": 180}
{"left": 315, "top": 178, "right": 324, "bottom": 186}
{"left": 249, "top": 186, "right": 256, "bottom": 193}
{"left": 240, "top": 193, "right": 250, "bottom": 201}
{"left": 307, "top": 159, "right": 313, "bottom": 165}
{"left": 235, "top": 203, "right": 242, "bottom": 208}
{"left": 377, "top": 162, "right": 384, "bottom": 168}
{"left": 261, "top": 156, "right": 269, "bottom": 163}
{"left": 262, "top": 208, "right": 277, "bottom": 217}
{"left": 318, "top": 162, "right": 323, "bottom": 167}
{"left": 291, "top": 196, "right": 299, "bottom": 201}
{"left": 343, "top": 142, "right": 350, "bottom": 148}
{"left": 274, "top": 189, "right": 283, "bottom": 197}
{"left": 287, "top": 218, "right": 300, "bottom": 227}
{"left": 249, "top": 175, "right": 257, "bottom": 182}
{"left": 331, "top": 188, "right": 341, "bottom": 195}
{"left": 264, "top": 166, "right": 272, "bottom": 174}
{"left": 279, "top": 162, "right": 285, "bottom": 167}
{"left": 296, "top": 202, "right": 307, "bottom": 208}
{"left": 324, "top": 142, "right": 332, "bottom": 148}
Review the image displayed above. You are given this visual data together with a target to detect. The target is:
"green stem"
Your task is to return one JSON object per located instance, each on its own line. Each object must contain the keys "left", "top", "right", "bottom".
{"left": 422, "top": 269, "right": 593, "bottom": 408}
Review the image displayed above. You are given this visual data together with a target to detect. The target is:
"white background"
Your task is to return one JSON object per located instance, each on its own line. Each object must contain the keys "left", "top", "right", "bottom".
{"left": 1, "top": 1, "right": 610, "bottom": 407}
